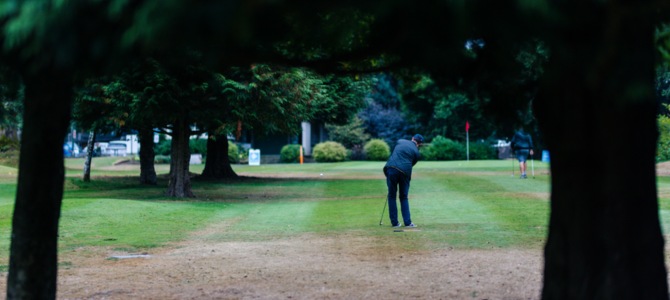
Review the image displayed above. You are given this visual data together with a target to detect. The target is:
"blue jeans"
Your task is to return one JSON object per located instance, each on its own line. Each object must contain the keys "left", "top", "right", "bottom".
{"left": 386, "top": 168, "right": 411, "bottom": 226}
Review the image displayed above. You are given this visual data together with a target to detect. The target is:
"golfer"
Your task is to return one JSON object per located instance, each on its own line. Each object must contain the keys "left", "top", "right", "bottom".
{"left": 511, "top": 126, "right": 534, "bottom": 179}
{"left": 383, "top": 134, "right": 422, "bottom": 228}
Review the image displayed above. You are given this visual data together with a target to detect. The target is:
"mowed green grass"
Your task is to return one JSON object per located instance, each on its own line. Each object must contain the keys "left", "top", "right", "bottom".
{"left": 0, "top": 159, "right": 554, "bottom": 264}
{"left": 2, "top": 159, "right": 667, "bottom": 266}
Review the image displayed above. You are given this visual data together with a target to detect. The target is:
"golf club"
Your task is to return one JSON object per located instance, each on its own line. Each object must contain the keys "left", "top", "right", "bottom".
{"left": 379, "top": 198, "right": 387, "bottom": 225}
{"left": 531, "top": 153, "right": 535, "bottom": 179}
{"left": 511, "top": 156, "right": 514, "bottom": 177}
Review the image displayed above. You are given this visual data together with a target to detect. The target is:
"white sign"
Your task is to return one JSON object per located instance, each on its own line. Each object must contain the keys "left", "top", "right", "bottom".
{"left": 190, "top": 154, "right": 202, "bottom": 165}
{"left": 249, "top": 149, "right": 260, "bottom": 166}
{"left": 154, "top": 134, "right": 159, "bottom": 143}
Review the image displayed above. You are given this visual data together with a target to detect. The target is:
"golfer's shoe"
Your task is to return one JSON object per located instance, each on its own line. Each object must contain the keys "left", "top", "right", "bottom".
{"left": 520, "top": 174, "right": 527, "bottom": 179}
{"left": 405, "top": 223, "right": 417, "bottom": 227}
{"left": 392, "top": 223, "right": 402, "bottom": 228}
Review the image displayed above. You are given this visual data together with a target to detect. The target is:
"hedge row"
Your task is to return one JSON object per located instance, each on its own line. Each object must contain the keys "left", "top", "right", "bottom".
{"left": 279, "top": 136, "right": 496, "bottom": 163}
{"left": 420, "top": 136, "right": 496, "bottom": 161}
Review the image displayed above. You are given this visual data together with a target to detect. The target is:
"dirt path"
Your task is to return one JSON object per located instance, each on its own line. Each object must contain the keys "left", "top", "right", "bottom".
{"left": 0, "top": 233, "right": 545, "bottom": 300}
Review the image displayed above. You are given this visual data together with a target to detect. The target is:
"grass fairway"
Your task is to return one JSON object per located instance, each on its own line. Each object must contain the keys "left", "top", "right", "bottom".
{"left": 0, "top": 159, "right": 554, "bottom": 262}
{"left": 4, "top": 159, "right": 670, "bottom": 298}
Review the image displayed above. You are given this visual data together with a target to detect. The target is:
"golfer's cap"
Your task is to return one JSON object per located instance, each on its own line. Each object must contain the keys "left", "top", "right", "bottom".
{"left": 413, "top": 134, "right": 424, "bottom": 144}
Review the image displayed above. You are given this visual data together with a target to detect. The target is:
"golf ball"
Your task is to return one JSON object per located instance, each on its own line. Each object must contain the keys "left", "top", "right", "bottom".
{"left": 320, "top": 173, "right": 323, "bottom": 176}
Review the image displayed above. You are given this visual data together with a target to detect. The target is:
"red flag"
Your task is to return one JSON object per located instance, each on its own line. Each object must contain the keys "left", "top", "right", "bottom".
{"left": 466, "top": 121, "right": 470, "bottom": 132}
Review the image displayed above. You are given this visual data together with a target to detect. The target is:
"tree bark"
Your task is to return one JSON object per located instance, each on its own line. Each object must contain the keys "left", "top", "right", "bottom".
{"left": 199, "top": 133, "right": 238, "bottom": 179}
{"left": 165, "top": 118, "right": 194, "bottom": 197}
{"left": 82, "top": 131, "right": 96, "bottom": 182}
{"left": 139, "top": 128, "right": 157, "bottom": 185}
{"left": 6, "top": 76, "right": 72, "bottom": 299}
{"left": 536, "top": 1, "right": 668, "bottom": 298}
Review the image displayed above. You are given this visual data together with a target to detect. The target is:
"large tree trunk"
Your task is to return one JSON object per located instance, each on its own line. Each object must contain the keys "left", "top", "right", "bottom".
{"left": 536, "top": 1, "right": 668, "bottom": 298}
{"left": 6, "top": 76, "right": 72, "bottom": 299}
{"left": 139, "top": 128, "right": 157, "bottom": 185}
{"left": 165, "top": 118, "right": 194, "bottom": 197}
{"left": 199, "top": 133, "right": 238, "bottom": 179}
{"left": 82, "top": 131, "right": 96, "bottom": 182}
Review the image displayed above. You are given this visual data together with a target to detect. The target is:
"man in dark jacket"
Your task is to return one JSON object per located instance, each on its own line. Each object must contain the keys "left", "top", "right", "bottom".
{"left": 511, "top": 126, "right": 534, "bottom": 179}
{"left": 383, "top": 134, "right": 422, "bottom": 227}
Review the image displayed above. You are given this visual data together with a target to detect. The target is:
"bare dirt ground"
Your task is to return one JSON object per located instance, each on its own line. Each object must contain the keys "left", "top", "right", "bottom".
{"left": 657, "top": 161, "right": 670, "bottom": 176}
{"left": 0, "top": 225, "right": 545, "bottom": 300}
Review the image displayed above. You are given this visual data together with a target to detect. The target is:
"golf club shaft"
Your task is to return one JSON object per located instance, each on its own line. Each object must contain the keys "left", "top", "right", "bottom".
{"left": 531, "top": 153, "right": 535, "bottom": 178}
{"left": 379, "top": 198, "right": 387, "bottom": 225}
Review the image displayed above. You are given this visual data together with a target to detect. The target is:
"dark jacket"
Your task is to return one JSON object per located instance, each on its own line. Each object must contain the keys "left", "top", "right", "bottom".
{"left": 384, "top": 139, "right": 420, "bottom": 179}
{"left": 511, "top": 130, "right": 533, "bottom": 150}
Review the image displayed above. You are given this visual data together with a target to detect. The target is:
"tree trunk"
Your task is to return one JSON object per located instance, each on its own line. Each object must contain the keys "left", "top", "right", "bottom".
{"left": 82, "top": 131, "right": 96, "bottom": 182}
{"left": 165, "top": 118, "right": 194, "bottom": 197}
{"left": 139, "top": 128, "right": 157, "bottom": 185}
{"left": 200, "top": 134, "right": 238, "bottom": 179}
{"left": 6, "top": 76, "right": 72, "bottom": 299}
{"left": 536, "top": 1, "right": 668, "bottom": 298}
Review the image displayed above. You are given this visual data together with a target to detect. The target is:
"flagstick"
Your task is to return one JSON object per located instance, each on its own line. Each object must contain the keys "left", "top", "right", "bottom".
{"left": 466, "top": 130, "right": 469, "bottom": 161}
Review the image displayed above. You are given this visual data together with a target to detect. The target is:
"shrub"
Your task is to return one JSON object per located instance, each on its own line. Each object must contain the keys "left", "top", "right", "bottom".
{"left": 0, "top": 150, "right": 19, "bottom": 168}
{"left": 658, "top": 115, "right": 670, "bottom": 163}
{"left": 364, "top": 139, "right": 390, "bottom": 161}
{"left": 0, "top": 136, "right": 19, "bottom": 152}
{"left": 428, "top": 136, "right": 466, "bottom": 160}
{"left": 325, "top": 117, "right": 371, "bottom": 148}
{"left": 189, "top": 138, "right": 207, "bottom": 157}
{"left": 228, "top": 141, "right": 239, "bottom": 163}
{"left": 280, "top": 144, "right": 301, "bottom": 163}
{"left": 154, "top": 155, "right": 171, "bottom": 164}
{"left": 469, "top": 142, "right": 497, "bottom": 160}
{"left": 347, "top": 144, "right": 366, "bottom": 161}
{"left": 156, "top": 139, "right": 171, "bottom": 156}
{"left": 313, "top": 141, "right": 347, "bottom": 162}
{"left": 419, "top": 144, "right": 436, "bottom": 161}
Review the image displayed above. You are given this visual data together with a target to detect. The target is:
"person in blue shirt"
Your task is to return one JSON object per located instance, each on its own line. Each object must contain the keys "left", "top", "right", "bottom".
{"left": 383, "top": 134, "right": 422, "bottom": 227}
{"left": 511, "top": 126, "right": 534, "bottom": 179}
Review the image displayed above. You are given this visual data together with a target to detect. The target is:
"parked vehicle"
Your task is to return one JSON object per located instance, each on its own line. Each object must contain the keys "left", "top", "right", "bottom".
{"left": 62, "top": 144, "right": 81, "bottom": 157}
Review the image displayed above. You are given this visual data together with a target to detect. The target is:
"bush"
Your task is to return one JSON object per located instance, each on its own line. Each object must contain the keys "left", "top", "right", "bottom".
{"left": 426, "top": 136, "right": 466, "bottom": 160}
{"left": 364, "top": 139, "right": 390, "bottom": 161}
{"left": 154, "top": 155, "right": 171, "bottom": 164}
{"left": 469, "top": 142, "right": 497, "bottom": 160}
{"left": 419, "top": 144, "right": 436, "bottom": 161}
{"left": 228, "top": 141, "right": 239, "bottom": 163}
{"left": 313, "top": 141, "right": 347, "bottom": 162}
{"left": 156, "top": 139, "right": 171, "bottom": 156}
{"left": 0, "top": 136, "right": 19, "bottom": 152}
{"left": 280, "top": 144, "right": 302, "bottom": 163}
{"left": 325, "top": 117, "right": 371, "bottom": 148}
{"left": 0, "top": 150, "right": 19, "bottom": 168}
{"left": 189, "top": 138, "right": 207, "bottom": 157}
{"left": 347, "top": 144, "right": 366, "bottom": 161}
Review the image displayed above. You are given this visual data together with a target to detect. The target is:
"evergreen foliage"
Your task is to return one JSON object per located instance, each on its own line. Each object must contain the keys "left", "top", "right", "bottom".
{"left": 421, "top": 136, "right": 466, "bottom": 161}
{"left": 189, "top": 139, "right": 207, "bottom": 157}
{"left": 228, "top": 141, "right": 239, "bottom": 164}
{"left": 346, "top": 145, "right": 366, "bottom": 161}
{"left": 468, "top": 142, "right": 497, "bottom": 160}
{"left": 313, "top": 141, "right": 346, "bottom": 162}
{"left": 0, "top": 66, "right": 23, "bottom": 139}
{"left": 280, "top": 144, "right": 302, "bottom": 163}
{"left": 358, "top": 101, "right": 409, "bottom": 146}
{"left": 156, "top": 140, "right": 171, "bottom": 156}
{"left": 325, "top": 116, "right": 370, "bottom": 148}
{"left": 658, "top": 115, "right": 670, "bottom": 163}
{"left": 420, "top": 137, "right": 496, "bottom": 161}
{"left": 364, "top": 139, "right": 390, "bottom": 161}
